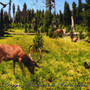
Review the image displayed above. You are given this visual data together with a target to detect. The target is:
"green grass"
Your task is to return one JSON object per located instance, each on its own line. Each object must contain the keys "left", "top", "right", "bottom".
{"left": 0, "top": 32, "right": 90, "bottom": 90}
{"left": 7, "top": 28, "right": 25, "bottom": 33}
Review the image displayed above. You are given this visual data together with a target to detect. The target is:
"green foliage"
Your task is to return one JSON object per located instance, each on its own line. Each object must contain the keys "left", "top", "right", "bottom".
{"left": 43, "top": 10, "right": 52, "bottom": 35}
{"left": 25, "top": 24, "right": 28, "bottom": 33}
{"left": 76, "top": 0, "right": 83, "bottom": 24}
{"left": 48, "top": 24, "right": 54, "bottom": 38}
{"left": 72, "top": 2, "right": 76, "bottom": 23}
{"left": 0, "top": 33, "right": 90, "bottom": 90}
{"left": 86, "top": 0, "right": 90, "bottom": 4}
{"left": 75, "top": 25, "right": 88, "bottom": 32}
{"left": 33, "top": 34, "right": 44, "bottom": 50}
{"left": 63, "top": 1, "right": 71, "bottom": 26}
{"left": 58, "top": 24, "right": 62, "bottom": 29}
{"left": 75, "top": 25, "right": 88, "bottom": 39}
{"left": 66, "top": 25, "right": 71, "bottom": 32}
{"left": 59, "top": 10, "right": 63, "bottom": 24}
{"left": 61, "top": 24, "right": 65, "bottom": 29}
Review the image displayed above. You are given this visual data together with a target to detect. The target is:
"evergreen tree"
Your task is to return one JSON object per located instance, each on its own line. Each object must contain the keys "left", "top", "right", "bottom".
{"left": 63, "top": 1, "right": 71, "bottom": 26}
{"left": 33, "top": 34, "right": 44, "bottom": 50}
{"left": 81, "top": 0, "right": 90, "bottom": 32}
{"left": 31, "top": 9, "right": 35, "bottom": 20}
{"left": 76, "top": 0, "right": 83, "bottom": 24}
{"left": 17, "top": 5, "right": 20, "bottom": 13}
{"left": 22, "top": 3, "right": 27, "bottom": 23}
{"left": 27, "top": 10, "right": 31, "bottom": 23}
{"left": 0, "top": 9, "right": 4, "bottom": 36}
{"left": 59, "top": 10, "right": 63, "bottom": 24}
{"left": 15, "top": 5, "right": 21, "bottom": 23}
{"left": 3, "top": 11, "right": 9, "bottom": 30}
{"left": 43, "top": 10, "right": 52, "bottom": 35}
{"left": 72, "top": 2, "right": 76, "bottom": 24}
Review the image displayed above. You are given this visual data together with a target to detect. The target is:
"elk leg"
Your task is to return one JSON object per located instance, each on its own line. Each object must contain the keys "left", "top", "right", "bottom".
{"left": 18, "top": 58, "right": 25, "bottom": 75}
{"left": 0, "top": 59, "right": 3, "bottom": 63}
{"left": 13, "top": 60, "right": 15, "bottom": 74}
{"left": 0, "top": 56, "right": 4, "bottom": 63}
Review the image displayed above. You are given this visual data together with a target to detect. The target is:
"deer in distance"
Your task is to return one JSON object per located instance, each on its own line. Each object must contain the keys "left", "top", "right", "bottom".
{"left": 54, "top": 29, "right": 66, "bottom": 42}
{"left": 0, "top": 44, "right": 45, "bottom": 75}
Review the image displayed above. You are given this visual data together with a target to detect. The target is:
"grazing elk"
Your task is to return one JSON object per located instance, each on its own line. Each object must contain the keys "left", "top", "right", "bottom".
{"left": 71, "top": 37, "right": 79, "bottom": 42}
{"left": 54, "top": 29, "right": 66, "bottom": 42}
{"left": 54, "top": 29, "right": 64, "bottom": 37}
{"left": 70, "top": 27, "right": 79, "bottom": 42}
{"left": 0, "top": 44, "right": 45, "bottom": 75}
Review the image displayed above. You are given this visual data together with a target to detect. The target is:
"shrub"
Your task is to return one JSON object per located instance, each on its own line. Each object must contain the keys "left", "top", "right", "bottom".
{"left": 33, "top": 34, "right": 44, "bottom": 50}
{"left": 61, "top": 25, "right": 65, "bottom": 29}
{"left": 79, "top": 30, "right": 86, "bottom": 39}
{"left": 66, "top": 25, "right": 71, "bottom": 33}
{"left": 58, "top": 24, "right": 62, "bottom": 29}
{"left": 25, "top": 24, "right": 28, "bottom": 33}
{"left": 48, "top": 24, "right": 54, "bottom": 38}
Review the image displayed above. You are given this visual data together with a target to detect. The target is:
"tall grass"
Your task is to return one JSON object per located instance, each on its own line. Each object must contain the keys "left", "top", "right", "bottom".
{"left": 0, "top": 33, "right": 90, "bottom": 90}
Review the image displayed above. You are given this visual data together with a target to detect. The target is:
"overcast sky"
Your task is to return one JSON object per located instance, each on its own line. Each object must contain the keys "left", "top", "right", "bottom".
{"left": 0, "top": 0, "right": 86, "bottom": 17}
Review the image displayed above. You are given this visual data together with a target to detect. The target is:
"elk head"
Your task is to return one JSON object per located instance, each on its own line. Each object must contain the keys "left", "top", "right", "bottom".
{"left": 28, "top": 44, "right": 45, "bottom": 74}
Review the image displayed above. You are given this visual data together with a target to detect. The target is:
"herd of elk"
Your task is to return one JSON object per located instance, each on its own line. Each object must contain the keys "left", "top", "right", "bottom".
{"left": 0, "top": 44, "right": 45, "bottom": 75}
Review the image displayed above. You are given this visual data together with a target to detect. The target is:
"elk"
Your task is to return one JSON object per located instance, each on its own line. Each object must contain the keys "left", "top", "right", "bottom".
{"left": 71, "top": 37, "right": 79, "bottom": 42}
{"left": 70, "top": 27, "right": 79, "bottom": 42}
{"left": 0, "top": 44, "right": 45, "bottom": 75}
{"left": 54, "top": 29, "right": 66, "bottom": 42}
{"left": 54, "top": 29, "right": 64, "bottom": 37}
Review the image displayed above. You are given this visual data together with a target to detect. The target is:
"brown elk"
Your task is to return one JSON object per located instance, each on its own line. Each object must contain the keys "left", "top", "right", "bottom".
{"left": 0, "top": 44, "right": 45, "bottom": 75}
{"left": 70, "top": 27, "right": 79, "bottom": 42}
{"left": 54, "top": 29, "right": 66, "bottom": 42}
{"left": 54, "top": 29, "right": 65, "bottom": 37}
{"left": 71, "top": 37, "right": 79, "bottom": 42}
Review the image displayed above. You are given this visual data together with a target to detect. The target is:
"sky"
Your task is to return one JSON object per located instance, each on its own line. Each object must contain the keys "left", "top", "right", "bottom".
{"left": 0, "top": 0, "right": 86, "bottom": 17}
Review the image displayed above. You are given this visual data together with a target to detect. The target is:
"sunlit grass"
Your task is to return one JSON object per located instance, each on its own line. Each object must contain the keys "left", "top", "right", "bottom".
{"left": 7, "top": 28, "right": 25, "bottom": 33}
{"left": 0, "top": 31, "right": 90, "bottom": 90}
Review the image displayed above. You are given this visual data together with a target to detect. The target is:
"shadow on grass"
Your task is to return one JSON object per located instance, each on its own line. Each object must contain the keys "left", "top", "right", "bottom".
{"left": 0, "top": 34, "right": 12, "bottom": 39}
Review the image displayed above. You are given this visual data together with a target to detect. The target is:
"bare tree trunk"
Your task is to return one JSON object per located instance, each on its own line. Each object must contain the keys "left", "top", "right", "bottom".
{"left": 70, "top": 16, "right": 75, "bottom": 39}
{"left": 71, "top": 16, "right": 75, "bottom": 31}
{"left": 9, "top": 0, "right": 11, "bottom": 21}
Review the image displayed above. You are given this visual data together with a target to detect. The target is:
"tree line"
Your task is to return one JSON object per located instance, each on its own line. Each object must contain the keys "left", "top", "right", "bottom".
{"left": 0, "top": 0, "right": 90, "bottom": 38}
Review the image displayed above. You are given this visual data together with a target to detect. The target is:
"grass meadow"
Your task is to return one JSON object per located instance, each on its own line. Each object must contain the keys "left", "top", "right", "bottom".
{"left": 0, "top": 29, "right": 90, "bottom": 90}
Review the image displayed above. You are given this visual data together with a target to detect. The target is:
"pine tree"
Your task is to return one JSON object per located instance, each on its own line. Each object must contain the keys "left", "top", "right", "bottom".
{"left": 72, "top": 2, "right": 76, "bottom": 24}
{"left": 3, "top": 11, "right": 9, "bottom": 30}
{"left": 22, "top": 3, "right": 27, "bottom": 23}
{"left": 82, "top": 0, "right": 90, "bottom": 31}
{"left": 76, "top": 0, "right": 83, "bottom": 24}
{"left": 63, "top": 1, "right": 71, "bottom": 26}
{"left": 43, "top": 10, "right": 52, "bottom": 35}
{"left": 0, "top": 9, "right": 4, "bottom": 36}
{"left": 15, "top": 5, "right": 21, "bottom": 23}
{"left": 27, "top": 10, "right": 31, "bottom": 23}
{"left": 59, "top": 10, "right": 63, "bottom": 24}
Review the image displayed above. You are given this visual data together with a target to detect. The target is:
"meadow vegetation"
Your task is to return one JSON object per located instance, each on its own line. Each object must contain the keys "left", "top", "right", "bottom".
{"left": 0, "top": 30, "right": 90, "bottom": 90}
